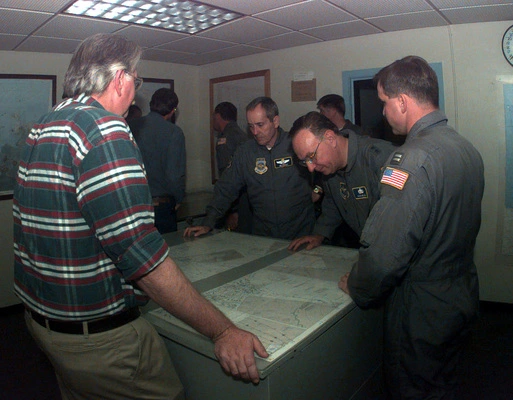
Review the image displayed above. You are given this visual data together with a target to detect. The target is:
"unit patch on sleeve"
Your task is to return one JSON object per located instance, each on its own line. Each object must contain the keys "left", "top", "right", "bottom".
{"left": 352, "top": 186, "right": 369, "bottom": 199}
{"left": 254, "top": 158, "right": 268, "bottom": 174}
{"left": 274, "top": 157, "right": 293, "bottom": 169}
{"left": 381, "top": 167, "right": 409, "bottom": 190}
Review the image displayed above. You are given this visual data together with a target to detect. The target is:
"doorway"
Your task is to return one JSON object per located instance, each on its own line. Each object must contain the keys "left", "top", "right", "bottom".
{"left": 353, "top": 78, "right": 404, "bottom": 145}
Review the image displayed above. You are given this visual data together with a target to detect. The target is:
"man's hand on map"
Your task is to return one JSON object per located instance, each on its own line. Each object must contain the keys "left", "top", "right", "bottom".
{"left": 213, "top": 325, "right": 269, "bottom": 384}
{"left": 338, "top": 272, "right": 350, "bottom": 294}
{"left": 183, "top": 225, "right": 212, "bottom": 238}
{"left": 288, "top": 234, "right": 325, "bottom": 251}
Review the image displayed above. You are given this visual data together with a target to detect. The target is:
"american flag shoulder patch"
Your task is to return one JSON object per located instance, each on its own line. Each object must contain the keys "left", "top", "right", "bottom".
{"left": 381, "top": 167, "right": 409, "bottom": 190}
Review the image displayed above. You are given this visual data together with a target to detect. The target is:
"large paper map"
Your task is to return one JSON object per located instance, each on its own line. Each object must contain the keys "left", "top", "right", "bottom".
{"left": 148, "top": 232, "right": 357, "bottom": 362}
{"left": 169, "top": 232, "right": 290, "bottom": 282}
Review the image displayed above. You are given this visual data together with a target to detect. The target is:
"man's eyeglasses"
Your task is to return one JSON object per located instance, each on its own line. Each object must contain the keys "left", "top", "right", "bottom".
{"left": 124, "top": 70, "right": 143, "bottom": 91}
{"left": 298, "top": 135, "right": 324, "bottom": 167}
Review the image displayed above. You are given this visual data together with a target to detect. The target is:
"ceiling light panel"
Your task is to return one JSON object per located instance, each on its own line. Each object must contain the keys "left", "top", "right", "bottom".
{"left": 64, "top": 0, "right": 242, "bottom": 34}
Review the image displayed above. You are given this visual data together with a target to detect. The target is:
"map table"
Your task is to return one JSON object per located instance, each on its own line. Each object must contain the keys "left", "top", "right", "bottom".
{"left": 144, "top": 231, "right": 383, "bottom": 400}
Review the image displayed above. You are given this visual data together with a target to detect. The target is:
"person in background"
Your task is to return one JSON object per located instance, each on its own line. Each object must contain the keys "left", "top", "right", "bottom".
{"left": 184, "top": 96, "right": 315, "bottom": 240}
{"left": 13, "top": 33, "right": 267, "bottom": 400}
{"left": 213, "top": 101, "right": 252, "bottom": 233}
{"left": 213, "top": 101, "right": 251, "bottom": 175}
{"left": 317, "top": 94, "right": 363, "bottom": 135}
{"left": 288, "top": 111, "right": 395, "bottom": 251}
{"left": 125, "top": 103, "right": 142, "bottom": 121}
{"left": 339, "top": 56, "right": 484, "bottom": 399}
{"left": 129, "top": 88, "right": 185, "bottom": 234}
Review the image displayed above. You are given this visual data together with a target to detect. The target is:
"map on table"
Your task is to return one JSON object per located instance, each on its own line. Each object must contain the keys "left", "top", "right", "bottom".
{"left": 168, "top": 231, "right": 290, "bottom": 282}
{"left": 149, "top": 233, "right": 357, "bottom": 362}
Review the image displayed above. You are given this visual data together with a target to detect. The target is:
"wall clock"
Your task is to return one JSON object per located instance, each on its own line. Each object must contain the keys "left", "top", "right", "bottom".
{"left": 503, "top": 25, "right": 513, "bottom": 67}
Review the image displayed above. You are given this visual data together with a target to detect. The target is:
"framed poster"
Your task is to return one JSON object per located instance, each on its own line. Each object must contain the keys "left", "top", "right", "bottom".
{"left": 133, "top": 77, "right": 174, "bottom": 117}
{"left": 0, "top": 74, "right": 56, "bottom": 200}
{"left": 209, "top": 70, "right": 270, "bottom": 183}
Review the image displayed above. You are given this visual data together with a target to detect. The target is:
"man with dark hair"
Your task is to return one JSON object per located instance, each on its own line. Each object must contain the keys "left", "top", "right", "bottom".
{"left": 213, "top": 101, "right": 252, "bottom": 232}
{"left": 14, "top": 33, "right": 267, "bottom": 400}
{"left": 129, "top": 88, "right": 185, "bottom": 233}
{"left": 317, "top": 94, "right": 363, "bottom": 135}
{"left": 339, "top": 56, "right": 485, "bottom": 399}
{"left": 185, "top": 96, "right": 315, "bottom": 240}
{"left": 213, "top": 101, "right": 250, "bottom": 175}
{"left": 125, "top": 103, "right": 142, "bottom": 121}
{"left": 288, "top": 111, "right": 394, "bottom": 251}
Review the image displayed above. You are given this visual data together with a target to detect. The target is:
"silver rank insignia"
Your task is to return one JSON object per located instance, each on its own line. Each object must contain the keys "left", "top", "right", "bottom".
{"left": 255, "top": 158, "right": 268, "bottom": 174}
{"left": 391, "top": 152, "right": 404, "bottom": 165}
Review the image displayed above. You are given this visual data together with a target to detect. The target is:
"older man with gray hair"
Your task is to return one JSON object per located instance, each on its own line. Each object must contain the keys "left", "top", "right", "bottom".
{"left": 14, "top": 33, "right": 267, "bottom": 400}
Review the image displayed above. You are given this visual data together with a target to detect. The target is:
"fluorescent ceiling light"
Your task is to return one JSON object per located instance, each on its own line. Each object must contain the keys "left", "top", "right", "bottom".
{"left": 64, "top": 0, "right": 242, "bottom": 34}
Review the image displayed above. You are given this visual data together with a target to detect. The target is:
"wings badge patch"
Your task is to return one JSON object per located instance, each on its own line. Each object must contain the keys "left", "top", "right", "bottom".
{"left": 381, "top": 167, "right": 409, "bottom": 190}
{"left": 274, "top": 157, "right": 293, "bottom": 169}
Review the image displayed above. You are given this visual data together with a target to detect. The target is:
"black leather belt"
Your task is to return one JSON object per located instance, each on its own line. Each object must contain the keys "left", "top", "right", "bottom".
{"left": 26, "top": 307, "right": 140, "bottom": 335}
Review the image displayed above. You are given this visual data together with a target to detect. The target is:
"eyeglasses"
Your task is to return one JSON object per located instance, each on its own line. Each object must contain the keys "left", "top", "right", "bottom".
{"left": 124, "top": 70, "right": 143, "bottom": 91}
{"left": 298, "top": 135, "right": 324, "bottom": 167}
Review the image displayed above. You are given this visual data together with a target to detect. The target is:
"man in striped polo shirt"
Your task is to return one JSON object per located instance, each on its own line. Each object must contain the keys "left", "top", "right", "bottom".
{"left": 13, "top": 33, "right": 267, "bottom": 400}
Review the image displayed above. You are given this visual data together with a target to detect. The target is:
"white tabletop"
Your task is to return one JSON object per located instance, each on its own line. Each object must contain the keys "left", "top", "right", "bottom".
{"left": 145, "top": 231, "right": 357, "bottom": 377}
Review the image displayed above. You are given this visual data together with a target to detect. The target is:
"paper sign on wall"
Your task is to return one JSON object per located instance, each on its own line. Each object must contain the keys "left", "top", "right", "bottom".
{"left": 291, "top": 79, "right": 316, "bottom": 102}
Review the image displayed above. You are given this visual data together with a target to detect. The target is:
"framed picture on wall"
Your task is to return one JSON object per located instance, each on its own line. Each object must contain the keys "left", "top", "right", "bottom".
{"left": 0, "top": 74, "right": 57, "bottom": 200}
{"left": 209, "top": 70, "right": 270, "bottom": 183}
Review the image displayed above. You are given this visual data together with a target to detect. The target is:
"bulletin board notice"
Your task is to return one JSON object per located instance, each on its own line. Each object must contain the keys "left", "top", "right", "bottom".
{"left": 291, "top": 79, "right": 316, "bottom": 102}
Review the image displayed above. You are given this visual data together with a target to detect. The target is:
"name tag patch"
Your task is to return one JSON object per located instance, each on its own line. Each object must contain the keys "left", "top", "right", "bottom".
{"left": 352, "top": 186, "right": 368, "bottom": 199}
{"left": 381, "top": 167, "right": 409, "bottom": 190}
{"left": 274, "top": 157, "right": 293, "bottom": 169}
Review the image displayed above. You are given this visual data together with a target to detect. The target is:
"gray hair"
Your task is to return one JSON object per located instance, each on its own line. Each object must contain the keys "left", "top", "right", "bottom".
{"left": 63, "top": 33, "right": 142, "bottom": 97}
{"left": 246, "top": 97, "right": 279, "bottom": 121}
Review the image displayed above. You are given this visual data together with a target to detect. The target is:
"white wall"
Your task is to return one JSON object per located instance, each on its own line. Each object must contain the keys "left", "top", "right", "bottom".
{"left": 1, "top": 20, "right": 512, "bottom": 306}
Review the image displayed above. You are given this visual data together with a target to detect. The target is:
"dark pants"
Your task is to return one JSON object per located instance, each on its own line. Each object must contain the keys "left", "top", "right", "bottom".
{"left": 154, "top": 199, "right": 177, "bottom": 234}
{"left": 234, "top": 190, "right": 252, "bottom": 234}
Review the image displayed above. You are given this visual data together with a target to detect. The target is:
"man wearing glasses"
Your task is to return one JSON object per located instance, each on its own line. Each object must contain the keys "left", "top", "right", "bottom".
{"left": 185, "top": 96, "right": 315, "bottom": 240}
{"left": 288, "top": 111, "right": 395, "bottom": 251}
{"left": 14, "top": 33, "right": 267, "bottom": 400}
{"left": 129, "top": 88, "right": 186, "bottom": 234}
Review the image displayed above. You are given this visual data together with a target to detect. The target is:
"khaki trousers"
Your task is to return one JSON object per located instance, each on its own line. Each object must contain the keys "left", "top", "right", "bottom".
{"left": 26, "top": 312, "right": 183, "bottom": 400}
